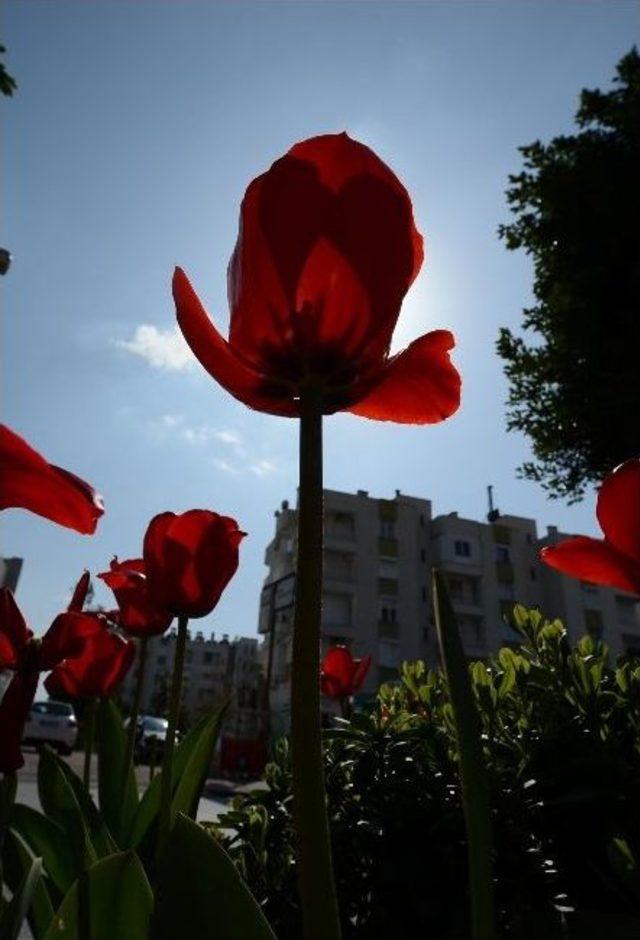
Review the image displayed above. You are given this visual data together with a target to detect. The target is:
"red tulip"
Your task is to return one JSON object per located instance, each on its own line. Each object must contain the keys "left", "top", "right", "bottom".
{"left": 540, "top": 458, "right": 640, "bottom": 595}
{"left": 174, "top": 132, "right": 460, "bottom": 423}
{"left": 321, "top": 646, "right": 371, "bottom": 699}
{"left": 45, "top": 628, "right": 135, "bottom": 700}
{"left": 0, "top": 577, "right": 103, "bottom": 772}
{"left": 143, "top": 510, "right": 245, "bottom": 619}
{"left": 98, "top": 557, "right": 174, "bottom": 636}
{"left": 0, "top": 424, "right": 104, "bottom": 535}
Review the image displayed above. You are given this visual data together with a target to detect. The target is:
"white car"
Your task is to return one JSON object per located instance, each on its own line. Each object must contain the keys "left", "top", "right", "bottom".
{"left": 23, "top": 700, "right": 78, "bottom": 755}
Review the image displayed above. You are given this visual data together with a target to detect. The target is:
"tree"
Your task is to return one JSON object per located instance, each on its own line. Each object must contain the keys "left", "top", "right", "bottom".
{"left": 497, "top": 48, "right": 640, "bottom": 502}
{"left": 0, "top": 44, "right": 17, "bottom": 97}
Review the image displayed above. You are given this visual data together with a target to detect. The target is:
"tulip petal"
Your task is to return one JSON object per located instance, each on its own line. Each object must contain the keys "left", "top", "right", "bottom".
{"left": 67, "top": 571, "right": 90, "bottom": 613}
{"left": 346, "top": 330, "right": 461, "bottom": 424}
{"left": 596, "top": 459, "right": 640, "bottom": 561}
{"left": 173, "top": 268, "right": 298, "bottom": 417}
{"left": 351, "top": 654, "right": 372, "bottom": 693}
{"left": 0, "top": 424, "right": 104, "bottom": 535}
{"left": 38, "top": 612, "right": 103, "bottom": 670}
{"left": 540, "top": 537, "right": 640, "bottom": 596}
{"left": 45, "top": 629, "right": 135, "bottom": 699}
{"left": 98, "top": 557, "right": 173, "bottom": 637}
{"left": 0, "top": 589, "right": 32, "bottom": 669}
{"left": 320, "top": 646, "right": 354, "bottom": 698}
{"left": 0, "top": 670, "right": 38, "bottom": 773}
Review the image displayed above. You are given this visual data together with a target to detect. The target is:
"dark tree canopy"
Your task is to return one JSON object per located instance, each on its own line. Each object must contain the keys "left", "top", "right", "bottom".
{"left": 497, "top": 48, "right": 640, "bottom": 502}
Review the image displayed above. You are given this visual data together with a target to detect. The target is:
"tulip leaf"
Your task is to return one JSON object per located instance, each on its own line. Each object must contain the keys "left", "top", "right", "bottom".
{"left": 11, "top": 803, "right": 76, "bottom": 895}
{"left": 432, "top": 570, "right": 495, "bottom": 940}
{"left": 128, "top": 702, "right": 228, "bottom": 849}
{"left": 37, "top": 746, "right": 97, "bottom": 871}
{"left": 43, "top": 850, "right": 153, "bottom": 940}
{"left": 151, "top": 813, "right": 276, "bottom": 940}
{"left": 2, "top": 829, "right": 54, "bottom": 940}
{"left": 96, "top": 698, "right": 139, "bottom": 844}
{"left": 0, "top": 851, "right": 43, "bottom": 940}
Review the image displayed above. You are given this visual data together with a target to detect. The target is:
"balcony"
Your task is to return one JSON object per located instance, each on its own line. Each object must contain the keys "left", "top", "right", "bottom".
{"left": 378, "top": 620, "right": 399, "bottom": 639}
{"left": 378, "top": 536, "right": 398, "bottom": 558}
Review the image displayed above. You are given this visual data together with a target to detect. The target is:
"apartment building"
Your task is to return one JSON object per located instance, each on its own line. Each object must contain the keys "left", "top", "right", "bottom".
{"left": 261, "top": 489, "right": 640, "bottom": 730}
{"left": 118, "top": 630, "right": 262, "bottom": 736}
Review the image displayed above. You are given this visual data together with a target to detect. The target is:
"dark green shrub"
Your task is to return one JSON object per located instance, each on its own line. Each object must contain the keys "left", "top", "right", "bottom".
{"left": 215, "top": 607, "right": 640, "bottom": 938}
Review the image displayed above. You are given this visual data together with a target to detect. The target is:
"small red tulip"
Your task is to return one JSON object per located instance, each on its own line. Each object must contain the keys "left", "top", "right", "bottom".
{"left": 98, "top": 557, "right": 174, "bottom": 636}
{"left": 174, "top": 132, "right": 460, "bottom": 423}
{"left": 321, "top": 646, "right": 371, "bottom": 699}
{"left": 143, "top": 510, "right": 245, "bottom": 619}
{"left": 540, "top": 458, "right": 640, "bottom": 595}
{"left": 0, "top": 424, "right": 104, "bottom": 535}
{"left": 0, "top": 576, "right": 103, "bottom": 772}
{"left": 45, "top": 628, "right": 135, "bottom": 700}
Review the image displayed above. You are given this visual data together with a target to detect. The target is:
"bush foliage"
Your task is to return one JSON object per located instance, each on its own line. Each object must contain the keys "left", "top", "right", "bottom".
{"left": 217, "top": 607, "right": 640, "bottom": 938}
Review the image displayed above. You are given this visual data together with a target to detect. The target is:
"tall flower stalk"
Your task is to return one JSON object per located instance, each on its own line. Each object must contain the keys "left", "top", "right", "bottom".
{"left": 156, "top": 615, "right": 188, "bottom": 862}
{"left": 290, "top": 390, "right": 341, "bottom": 938}
{"left": 122, "top": 636, "right": 148, "bottom": 795}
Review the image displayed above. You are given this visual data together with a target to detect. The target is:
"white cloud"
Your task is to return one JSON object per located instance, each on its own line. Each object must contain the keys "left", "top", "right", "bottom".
{"left": 115, "top": 325, "right": 196, "bottom": 372}
{"left": 162, "top": 414, "right": 183, "bottom": 427}
{"left": 214, "top": 429, "right": 242, "bottom": 447}
{"left": 250, "top": 458, "right": 279, "bottom": 477}
{"left": 213, "top": 458, "right": 239, "bottom": 475}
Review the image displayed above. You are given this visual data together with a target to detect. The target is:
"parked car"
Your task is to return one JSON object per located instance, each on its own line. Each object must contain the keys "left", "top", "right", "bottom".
{"left": 133, "top": 715, "right": 171, "bottom": 764}
{"left": 23, "top": 700, "right": 78, "bottom": 755}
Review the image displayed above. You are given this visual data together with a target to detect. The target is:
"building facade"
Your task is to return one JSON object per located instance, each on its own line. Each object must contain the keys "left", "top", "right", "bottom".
{"left": 261, "top": 489, "right": 640, "bottom": 731}
{"left": 118, "top": 629, "right": 262, "bottom": 737}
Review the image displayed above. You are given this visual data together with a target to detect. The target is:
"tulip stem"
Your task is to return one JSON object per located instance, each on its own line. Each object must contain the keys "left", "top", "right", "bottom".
{"left": 122, "top": 636, "right": 148, "bottom": 801}
{"left": 291, "top": 388, "right": 342, "bottom": 940}
{"left": 156, "top": 615, "right": 188, "bottom": 865}
{"left": 83, "top": 698, "right": 97, "bottom": 791}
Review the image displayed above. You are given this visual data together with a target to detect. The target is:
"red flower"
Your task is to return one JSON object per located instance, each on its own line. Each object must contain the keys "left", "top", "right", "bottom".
{"left": 174, "top": 132, "right": 460, "bottom": 423}
{"left": 0, "top": 576, "right": 102, "bottom": 772}
{"left": 143, "top": 510, "right": 245, "bottom": 619}
{"left": 0, "top": 424, "right": 104, "bottom": 535}
{"left": 98, "top": 557, "right": 174, "bottom": 636}
{"left": 45, "top": 628, "right": 135, "bottom": 700}
{"left": 321, "top": 646, "right": 371, "bottom": 699}
{"left": 540, "top": 459, "right": 640, "bottom": 595}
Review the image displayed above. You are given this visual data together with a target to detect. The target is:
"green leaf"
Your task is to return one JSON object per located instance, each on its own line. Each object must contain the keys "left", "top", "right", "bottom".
{"left": 0, "top": 853, "right": 43, "bottom": 940}
{"left": 151, "top": 813, "right": 276, "bottom": 940}
{"left": 37, "top": 746, "right": 96, "bottom": 871}
{"left": 97, "top": 698, "right": 139, "bottom": 844}
{"left": 11, "top": 804, "right": 76, "bottom": 895}
{"left": 43, "top": 851, "right": 153, "bottom": 940}
{"left": 2, "top": 830, "right": 54, "bottom": 940}
{"left": 128, "top": 702, "right": 228, "bottom": 848}
{"left": 432, "top": 570, "right": 495, "bottom": 940}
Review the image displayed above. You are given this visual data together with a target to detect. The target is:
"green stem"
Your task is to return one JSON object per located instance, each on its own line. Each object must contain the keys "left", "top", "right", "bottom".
{"left": 290, "top": 389, "right": 341, "bottom": 940}
{"left": 123, "top": 637, "right": 148, "bottom": 782}
{"left": 83, "top": 698, "right": 97, "bottom": 791}
{"left": 156, "top": 615, "right": 188, "bottom": 864}
{"left": 432, "top": 570, "right": 495, "bottom": 940}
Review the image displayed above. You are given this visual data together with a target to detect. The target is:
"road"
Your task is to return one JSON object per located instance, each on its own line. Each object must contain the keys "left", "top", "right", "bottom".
{"left": 15, "top": 747, "right": 231, "bottom": 822}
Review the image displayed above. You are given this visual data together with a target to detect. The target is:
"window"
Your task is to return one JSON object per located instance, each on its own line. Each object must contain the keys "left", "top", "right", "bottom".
{"left": 495, "top": 545, "right": 510, "bottom": 564}
{"left": 378, "top": 577, "right": 398, "bottom": 596}
{"left": 584, "top": 608, "right": 604, "bottom": 639}
{"left": 422, "top": 586, "right": 427, "bottom": 602}
{"left": 379, "top": 559, "right": 397, "bottom": 578}
{"left": 623, "top": 634, "right": 640, "bottom": 657}
{"left": 530, "top": 567, "right": 537, "bottom": 581}
{"left": 448, "top": 578, "right": 464, "bottom": 600}
{"left": 458, "top": 615, "right": 484, "bottom": 648}
{"left": 420, "top": 549, "right": 426, "bottom": 563}
{"left": 454, "top": 539, "right": 471, "bottom": 558}
{"left": 379, "top": 640, "right": 401, "bottom": 668}
{"left": 379, "top": 603, "right": 397, "bottom": 624}
{"left": 380, "top": 519, "right": 396, "bottom": 539}
{"left": 617, "top": 596, "right": 638, "bottom": 627}
{"left": 581, "top": 582, "right": 599, "bottom": 595}
{"left": 203, "top": 652, "right": 213, "bottom": 664}
{"left": 323, "top": 593, "right": 352, "bottom": 628}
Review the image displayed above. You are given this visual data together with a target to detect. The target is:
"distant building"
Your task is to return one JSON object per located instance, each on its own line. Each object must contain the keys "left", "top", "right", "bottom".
{"left": 0, "top": 556, "right": 23, "bottom": 593}
{"left": 261, "top": 489, "right": 640, "bottom": 732}
{"left": 118, "top": 629, "right": 262, "bottom": 737}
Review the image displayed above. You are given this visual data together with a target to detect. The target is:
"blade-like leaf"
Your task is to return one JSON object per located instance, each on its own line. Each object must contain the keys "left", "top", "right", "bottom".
{"left": 2, "top": 830, "right": 54, "bottom": 940}
{"left": 43, "top": 851, "right": 153, "bottom": 940}
{"left": 0, "top": 853, "right": 43, "bottom": 940}
{"left": 151, "top": 813, "right": 276, "bottom": 940}
{"left": 128, "top": 703, "right": 227, "bottom": 848}
{"left": 37, "top": 746, "right": 96, "bottom": 871}
{"left": 11, "top": 803, "right": 76, "bottom": 895}
{"left": 97, "top": 698, "right": 139, "bottom": 844}
{"left": 433, "top": 570, "right": 495, "bottom": 940}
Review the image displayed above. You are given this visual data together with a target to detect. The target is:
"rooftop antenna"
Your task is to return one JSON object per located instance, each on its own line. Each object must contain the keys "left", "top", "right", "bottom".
{"left": 487, "top": 485, "right": 500, "bottom": 523}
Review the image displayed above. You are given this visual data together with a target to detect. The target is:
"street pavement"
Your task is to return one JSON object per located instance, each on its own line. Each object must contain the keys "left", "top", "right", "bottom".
{"left": 15, "top": 747, "right": 231, "bottom": 822}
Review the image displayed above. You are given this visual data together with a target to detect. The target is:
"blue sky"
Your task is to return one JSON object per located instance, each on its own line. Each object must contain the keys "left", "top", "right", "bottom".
{"left": 2, "top": 2, "right": 637, "bottom": 640}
